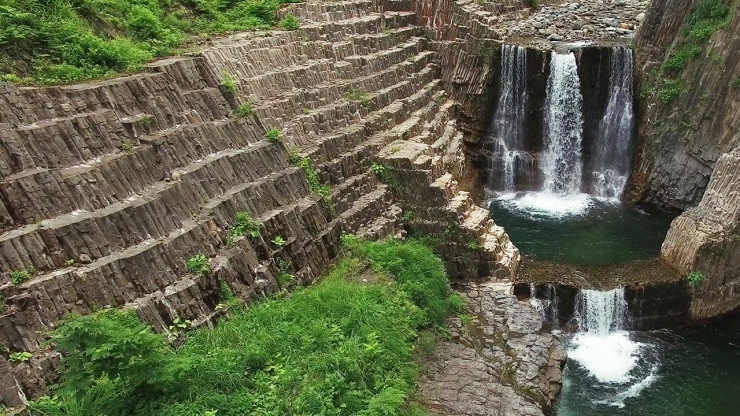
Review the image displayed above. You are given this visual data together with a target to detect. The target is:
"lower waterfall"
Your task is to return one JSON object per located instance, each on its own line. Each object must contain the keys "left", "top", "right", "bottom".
{"left": 563, "top": 289, "right": 659, "bottom": 408}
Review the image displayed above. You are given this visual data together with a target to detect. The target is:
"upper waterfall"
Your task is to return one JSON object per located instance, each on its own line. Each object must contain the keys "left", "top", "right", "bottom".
{"left": 542, "top": 52, "right": 584, "bottom": 195}
{"left": 590, "top": 47, "right": 635, "bottom": 200}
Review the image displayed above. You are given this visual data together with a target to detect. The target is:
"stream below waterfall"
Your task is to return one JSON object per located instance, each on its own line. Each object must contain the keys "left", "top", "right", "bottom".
{"left": 556, "top": 309, "right": 740, "bottom": 415}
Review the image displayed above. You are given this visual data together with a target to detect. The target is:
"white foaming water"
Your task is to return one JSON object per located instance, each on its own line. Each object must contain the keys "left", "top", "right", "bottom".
{"left": 542, "top": 52, "right": 584, "bottom": 195}
{"left": 495, "top": 191, "right": 592, "bottom": 218}
{"left": 566, "top": 288, "right": 661, "bottom": 407}
{"left": 569, "top": 330, "right": 641, "bottom": 383}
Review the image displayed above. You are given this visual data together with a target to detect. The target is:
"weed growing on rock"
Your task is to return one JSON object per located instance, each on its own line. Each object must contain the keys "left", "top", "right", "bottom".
{"left": 733, "top": 78, "right": 740, "bottom": 89}
{"left": 289, "top": 152, "right": 332, "bottom": 201}
{"left": 347, "top": 88, "right": 371, "bottom": 108}
{"left": 658, "top": 79, "right": 684, "bottom": 104}
{"left": 402, "top": 210, "right": 416, "bottom": 222}
{"left": 31, "top": 239, "right": 454, "bottom": 415}
{"left": 186, "top": 254, "right": 209, "bottom": 276}
{"left": 279, "top": 14, "right": 300, "bottom": 31}
{"left": 688, "top": 270, "right": 704, "bottom": 286}
{"left": 276, "top": 259, "right": 295, "bottom": 288}
{"left": 10, "top": 267, "right": 35, "bottom": 285}
{"left": 466, "top": 240, "right": 480, "bottom": 250}
{"left": 265, "top": 128, "right": 283, "bottom": 143}
{"left": 220, "top": 71, "right": 237, "bottom": 96}
{"left": 168, "top": 318, "right": 192, "bottom": 338}
{"left": 120, "top": 143, "right": 132, "bottom": 153}
{"left": 235, "top": 102, "right": 253, "bottom": 117}
{"left": 9, "top": 351, "right": 32, "bottom": 363}
{"left": 371, "top": 162, "right": 399, "bottom": 189}
{"left": 271, "top": 235, "right": 287, "bottom": 248}
{"left": 526, "top": 0, "right": 539, "bottom": 8}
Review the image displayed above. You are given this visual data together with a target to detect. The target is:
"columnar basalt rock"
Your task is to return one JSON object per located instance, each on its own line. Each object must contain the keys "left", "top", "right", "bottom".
{"left": 661, "top": 149, "right": 740, "bottom": 320}
{"left": 627, "top": 0, "right": 740, "bottom": 211}
{"left": 0, "top": 0, "right": 531, "bottom": 408}
{"left": 420, "top": 282, "right": 566, "bottom": 416}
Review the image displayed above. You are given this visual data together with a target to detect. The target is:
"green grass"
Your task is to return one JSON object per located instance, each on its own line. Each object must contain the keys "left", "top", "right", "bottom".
{"left": 29, "top": 238, "right": 452, "bottom": 416}
{"left": 235, "top": 102, "right": 253, "bottom": 117}
{"left": 0, "top": 0, "right": 303, "bottom": 84}
{"left": 265, "top": 128, "right": 282, "bottom": 143}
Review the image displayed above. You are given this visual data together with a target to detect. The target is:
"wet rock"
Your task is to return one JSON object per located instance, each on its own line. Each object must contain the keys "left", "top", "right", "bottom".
{"left": 548, "top": 33, "right": 564, "bottom": 41}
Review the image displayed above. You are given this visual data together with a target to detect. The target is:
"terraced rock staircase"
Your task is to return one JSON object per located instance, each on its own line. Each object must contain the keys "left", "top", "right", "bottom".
{"left": 0, "top": 0, "right": 520, "bottom": 406}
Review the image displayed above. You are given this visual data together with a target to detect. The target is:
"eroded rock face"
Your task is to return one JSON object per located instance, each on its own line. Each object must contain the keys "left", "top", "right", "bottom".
{"left": 661, "top": 149, "right": 740, "bottom": 319}
{"left": 420, "top": 282, "right": 566, "bottom": 415}
{"left": 626, "top": 0, "right": 740, "bottom": 211}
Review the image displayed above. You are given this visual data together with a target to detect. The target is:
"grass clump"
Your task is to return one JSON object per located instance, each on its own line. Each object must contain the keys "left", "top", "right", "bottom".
{"left": 279, "top": 13, "right": 299, "bottom": 31}
{"left": 0, "top": 0, "right": 304, "bottom": 84}
{"left": 265, "top": 128, "right": 282, "bottom": 143}
{"left": 29, "top": 238, "right": 453, "bottom": 416}
{"left": 658, "top": 79, "right": 684, "bottom": 104}
{"left": 347, "top": 88, "right": 371, "bottom": 108}
{"left": 235, "top": 102, "right": 253, "bottom": 117}
{"left": 220, "top": 71, "right": 237, "bottom": 95}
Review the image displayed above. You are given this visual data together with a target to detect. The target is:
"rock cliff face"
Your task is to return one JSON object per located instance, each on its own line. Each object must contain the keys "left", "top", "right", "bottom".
{"left": 0, "top": 0, "right": 526, "bottom": 408}
{"left": 627, "top": 0, "right": 740, "bottom": 210}
{"left": 628, "top": 0, "right": 740, "bottom": 319}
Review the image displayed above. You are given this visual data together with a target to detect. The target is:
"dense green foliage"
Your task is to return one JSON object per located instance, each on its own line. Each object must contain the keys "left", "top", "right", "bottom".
{"left": 0, "top": 0, "right": 302, "bottom": 84}
{"left": 29, "top": 238, "right": 451, "bottom": 416}
{"left": 687, "top": 270, "right": 704, "bottom": 286}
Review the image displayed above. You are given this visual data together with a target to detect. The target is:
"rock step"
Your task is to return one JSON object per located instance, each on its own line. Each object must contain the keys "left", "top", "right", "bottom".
{"left": 0, "top": 138, "right": 293, "bottom": 272}
{"left": 304, "top": 78, "right": 442, "bottom": 167}
{"left": 285, "top": 0, "right": 377, "bottom": 23}
{"left": 238, "top": 29, "right": 423, "bottom": 100}
{"left": 253, "top": 40, "right": 430, "bottom": 115}
{"left": 330, "top": 171, "right": 381, "bottom": 214}
{"left": 0, "top": 117, "right": 265, "bottom": 226}
{"left": 339, "top": 185, "right": 392, "bottom": 233}
{"left": 356, "top": 204, "right": 403, "bottom": 240}
{"left": 284, "top": 62, "right": 436, "bottom": 148}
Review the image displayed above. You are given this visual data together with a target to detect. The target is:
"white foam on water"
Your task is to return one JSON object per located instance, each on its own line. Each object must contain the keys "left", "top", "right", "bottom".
{"left": 600, "top": 365, "right": 660, "bottom": 408}
{"left": 568, "top": 330, "right": 643, "bottom": 384}
{"left": 495, "top": 191, "right": 593, "bottom": 218}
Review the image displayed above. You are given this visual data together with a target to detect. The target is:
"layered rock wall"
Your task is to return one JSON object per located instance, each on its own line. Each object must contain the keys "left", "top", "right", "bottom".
{"left": 0, "top": 1, "right": 525, "bottom": 408}
{"left": 627, "top": 0, "right": 740, "bottom": 210}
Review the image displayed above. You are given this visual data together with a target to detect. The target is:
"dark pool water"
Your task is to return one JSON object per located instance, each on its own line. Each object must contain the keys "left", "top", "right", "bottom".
{"left": 488, "top": 192, "right": 675, "bottom": 265}
{"left": 556, "top": 312, "right": 740, "bottom": 416}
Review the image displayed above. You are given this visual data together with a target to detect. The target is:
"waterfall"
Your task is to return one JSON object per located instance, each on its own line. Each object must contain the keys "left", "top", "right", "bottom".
{"left": 530, "top": 284, "right": 560, "bottom": 327}
{"left": 542, "top": 52, "right": 584, "bottom": 195}
{"left": 491, "top": 45, "right": 528, "bottom": 192}
{"left": 574, "top": 288, "right": 627, "bottom": 335}
{"left": 590, "top": 47, "right": 635, "bottom": 200}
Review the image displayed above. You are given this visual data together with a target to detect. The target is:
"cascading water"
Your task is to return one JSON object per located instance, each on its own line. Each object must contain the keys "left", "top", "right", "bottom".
{"left": 565, "top": 288, "right": 659, "bottom": 408}
{"left": 590, "top": 47, "right": 635, "bottom": 200}
{"left": 542, "top": 52, "right": 584, "bottom": 195}
{"left": 490, "top": 45, "right": 528, "bottom": 192}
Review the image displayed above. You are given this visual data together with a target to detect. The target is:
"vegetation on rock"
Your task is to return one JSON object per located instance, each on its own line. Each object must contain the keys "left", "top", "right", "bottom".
{"left": 0, "top": 0, "right": 303, "bottom": 84}
{"left": 29, "top": 238, "right": 453, "bottom": 416}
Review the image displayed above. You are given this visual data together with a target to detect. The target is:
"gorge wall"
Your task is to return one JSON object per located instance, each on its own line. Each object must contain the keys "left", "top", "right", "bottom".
{"left": 627, "top": 0, "right": 740, "bottom": 320}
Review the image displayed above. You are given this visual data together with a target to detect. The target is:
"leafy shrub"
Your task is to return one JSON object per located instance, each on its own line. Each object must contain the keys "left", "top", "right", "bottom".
{"left": 9, "top": 351, "right": 32, "bottom": 363}
{"left": 235, "top": 102, "right": 253, "bottom": 117}
{"left": 290, "top": 153, "right": 331, "bottom": 198}
{"left": 232, "top": 211, "right": 260, "bottom": 238}
{"left": 31, "top": 239, "right": 451, "bottom": 415}
{"left": 0, "top": 0, "right": 305, "bottom": 84}
{"left": 658, "top": 80, "right": 684, "bottom": 104}
{"left": 687, "top": 270, "right": 704, "bottom": 286}
{"left": 10, "top": 268, "right": 34, "bottom": 285}
{"left": 662, "top": 45, "right": 701, "bottom": 72}
{"left": 186, "top": 254, "right": 210, "bottom": 276}
{"left": 279, "top": 14, "right": 299, "bottom": 31}
{"left": 371, "top": 162, "right": 399, "bottom": 189}
{"left": 265, "top": 128, "right": 282, "bottom": 143}
{"left": 47, "top": 309, "right": 186, "bottom": 401}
